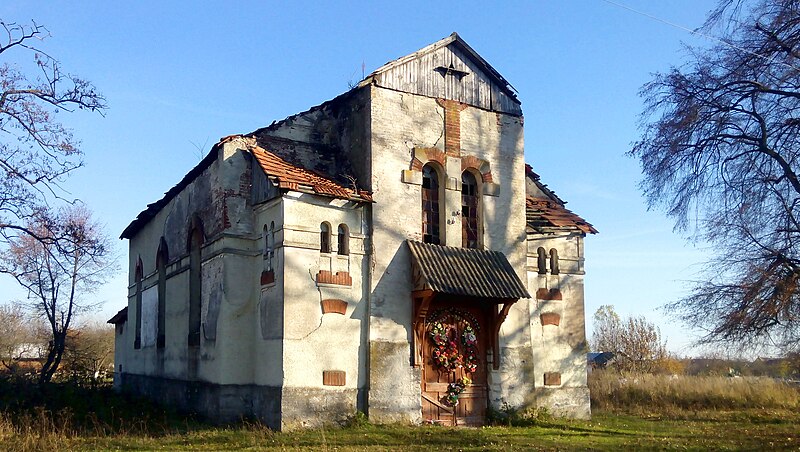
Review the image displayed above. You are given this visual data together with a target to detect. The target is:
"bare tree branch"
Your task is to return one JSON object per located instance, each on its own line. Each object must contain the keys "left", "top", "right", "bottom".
{"left": 630, "top": 0, "right": 800, "bottom": 352}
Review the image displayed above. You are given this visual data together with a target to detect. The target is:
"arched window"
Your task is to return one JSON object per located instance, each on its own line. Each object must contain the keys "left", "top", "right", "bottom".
{"left": 188, "top": 219, "right": 204, "bottom": 346}
{"left": 264, "top": 222, "right": 275, "bottom": 271}
{"left": 461, "top": 171, "right": 479, "bottom": 248}
{"left": 422, "top": 164, "right": 441, "bottom": 245}
{"left": 337, "top": 224, "right": 349, "bottom": 255}
{"left": 264, "top": 225, "right": 272, "bottom": 260}
{"left": 320, "top": 222, "right": 331, "bottom": 253}
{"left": 537, "top": 247, "right": 547, "bottom": 275}
{"left": 156, "top": 238, "right": 168, "bottom": 349}
{"left": 134, "top": 257, "right": 143, "bottom": 349}
{"left": 550, "top": 249, "right": 560, "bottom": 275}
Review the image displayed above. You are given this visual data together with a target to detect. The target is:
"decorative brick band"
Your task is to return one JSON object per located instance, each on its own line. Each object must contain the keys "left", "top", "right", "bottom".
{"left": 544, "top": 372, "right": 561, "bottom": 386}
{"left": 536, "top": 288, "right": 563, "bottom": 301}
{"left": 260, "top": 270, "right": 275, "bottom": 285}
{"left": 323, "top": 370, "right": 346, "bottom": 386}
{"left": 436, "top": 99, "right": 468, "bottom": 158}
{"left": 540, "top": 312, "right": 561, "bottom": 326}
{"left": 316, "top": 270, "right": 352, "bottom": 286}
{"left": 461, "top": 155, "right": 494, "bottom": 185}
{"left": 412, "top": 147, "right": 446, "bottom": 169}
{"left": 321, "top": 298, "right": 347, "bottom": 315}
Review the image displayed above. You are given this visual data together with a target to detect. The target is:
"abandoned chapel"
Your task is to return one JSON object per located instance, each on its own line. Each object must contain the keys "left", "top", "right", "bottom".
{"left": 108, "top": 33, "right": 597, "bottom": 429}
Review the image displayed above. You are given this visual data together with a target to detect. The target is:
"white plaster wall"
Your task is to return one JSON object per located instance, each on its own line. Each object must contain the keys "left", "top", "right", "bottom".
{"left": 253, "top": 200, "right": 284, "bottom": 387}
{"left": 122, "top": 143, "right": 259, "bottom": 386}
{"left": 527, "top": 232, "right": 590, "bottom": 418}
{"left": 280, "top": 196, "right": 368, "bottom": 391}
{"left": 368, "top": 85, "right": 532, "bottom": 420}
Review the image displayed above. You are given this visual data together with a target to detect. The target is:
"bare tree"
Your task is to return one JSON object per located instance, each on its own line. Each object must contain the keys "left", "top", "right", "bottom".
{"left": 0, "top": 206, "right": 114, "bottom": 384}
{"left": 62, "top": 321, "right": 115, "bottom": 386}
{"left": 592, "top": 305, "right": 668, "bottom": 373}
{"left": 0, "top": 303, "right": 45, "bottom": 373}
{"left": 0, "top": 20, "right": 106, "bottom": 245}
{"left": 630, "top": 0, "right": 800, "bottom": 351}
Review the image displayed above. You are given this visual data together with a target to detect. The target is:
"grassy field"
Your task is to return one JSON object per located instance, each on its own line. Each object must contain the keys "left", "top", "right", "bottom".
{"left": 0, "top": 376, "right": 798, "bottom": 451}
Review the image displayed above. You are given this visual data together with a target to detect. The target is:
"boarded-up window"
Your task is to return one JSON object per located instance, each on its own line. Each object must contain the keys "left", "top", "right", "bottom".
{"left": 461, "top": 171, "right": 479, "bottom": 248}
{"left": 188, "top": 221, "right": 204, "bottom": 347}
{"left": 134, "top": 258, "right": 143, "bottom": 349}
{"left": 156, "top": 238, "right": 168, "bottom": 349}
{"left": 422, "top": 164, "right": 441, "bottom": 245}
{"left": 141, "top": 286, "right": 158, "bottom": 347}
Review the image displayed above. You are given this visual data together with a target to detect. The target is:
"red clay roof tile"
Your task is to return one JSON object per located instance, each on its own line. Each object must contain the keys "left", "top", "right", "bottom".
{"left": 248, "top": 143, "right": 372, "bottom": 202}
{"left": 526, "top": 196, "right": 597, "bottom": 234}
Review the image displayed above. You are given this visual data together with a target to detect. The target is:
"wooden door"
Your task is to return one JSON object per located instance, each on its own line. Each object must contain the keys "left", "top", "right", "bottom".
{"left": 421, "top": 307, "right": 488, "bottom": 426}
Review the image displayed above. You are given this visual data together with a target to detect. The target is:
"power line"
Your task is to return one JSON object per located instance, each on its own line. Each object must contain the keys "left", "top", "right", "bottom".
{"left": 601, "top": 0, "right": 800, "bottom": 73}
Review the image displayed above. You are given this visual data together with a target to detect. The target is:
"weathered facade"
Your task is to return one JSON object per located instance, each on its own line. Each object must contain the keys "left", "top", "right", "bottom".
{"left": 109, "top": 33, "right": 596, "bottom": 429}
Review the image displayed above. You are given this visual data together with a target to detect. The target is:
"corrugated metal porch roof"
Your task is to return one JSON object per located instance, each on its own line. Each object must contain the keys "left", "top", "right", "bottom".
{"left": 407, "top": 240, "right": 530, "bottom": 299}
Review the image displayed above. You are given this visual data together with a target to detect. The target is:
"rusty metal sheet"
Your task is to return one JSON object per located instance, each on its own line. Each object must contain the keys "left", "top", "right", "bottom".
{"left": 407, "top": 240, "right": 530, "bottom": 299}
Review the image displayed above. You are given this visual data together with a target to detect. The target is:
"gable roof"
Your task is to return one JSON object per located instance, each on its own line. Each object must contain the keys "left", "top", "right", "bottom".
{"left": 363, "top": 32, "right": 521, "bottom": 115}
{"left": 407, "top": 240, "right": 530, "bottom": 299}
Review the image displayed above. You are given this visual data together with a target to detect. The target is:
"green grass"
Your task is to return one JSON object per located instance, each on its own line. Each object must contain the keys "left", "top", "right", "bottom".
{"left": 0, "top": 378, "right": 798, "bottom": 451}
{"left": 4, "top": 409, "right": 797, "bottom": 451}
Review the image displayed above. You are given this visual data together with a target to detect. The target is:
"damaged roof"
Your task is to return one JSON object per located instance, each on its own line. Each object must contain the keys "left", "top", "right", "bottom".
{"left": 107, "top": 307, "right": 128, "bottom": 324}
{"left": 525, "top": 164, "right": 597, "bottom": 234}
{"left": 407, "top": 240, "right": 530, "bottom": 299}
{"left": 526, "top": 197, "right": 597, "bottom": 234}
{"left": 120, "top": 134, "right": 372, "bottom": 239}
{"left": 248, "top": 141, "right": 372, "bottom": 202}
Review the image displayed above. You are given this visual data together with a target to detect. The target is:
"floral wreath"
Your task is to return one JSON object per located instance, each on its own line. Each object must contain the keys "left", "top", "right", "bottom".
{"left": 444, "top": 377, "right": 471, "bottom": 407}
{"left": 426, "top": 309, "right": 481, "bottom": 406}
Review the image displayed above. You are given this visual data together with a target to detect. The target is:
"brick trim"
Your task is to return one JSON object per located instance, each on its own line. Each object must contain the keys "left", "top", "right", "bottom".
{"left": 323, "top": 370, "right": 346, "bottom": 386}
{"left": 536, "top": 288, "right": 563, "bottom": 301}
{"left": 436, "top": 99, "right": 468, "bottom": 158}
{"left": 316, "top": 270, "right": 352, "bottom": 286}
{"left": 544, "top": 372, "right": 561, "bottom": 386}
{"left": 412, "top": 147, "right": 446, "bottom": 168}
{"left": 321, "top": 298, "right": 347, "bottom": 315}
{"left": 461, "top": 155, "right": 494, "bottom": 185}
{"left": 260, "top": 270, "right": 275, "bottom": 285}
{"left": 540, "top": 312, "right": 561, "bottom": 326}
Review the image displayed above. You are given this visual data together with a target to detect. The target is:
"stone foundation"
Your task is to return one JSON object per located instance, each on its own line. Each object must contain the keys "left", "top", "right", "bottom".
{"left": 532, "top": 386, "right": 591, "bottom": 419}
{"left": 119, "top": 373, "right": 282, "bottom": 428}
{"left": 280, "top": 387, "right": 360, "bottom": 430}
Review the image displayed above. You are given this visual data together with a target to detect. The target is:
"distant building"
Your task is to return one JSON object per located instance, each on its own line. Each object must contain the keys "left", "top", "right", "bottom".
{"left": 108, "top": 33, "right": 596, "bottom": 429}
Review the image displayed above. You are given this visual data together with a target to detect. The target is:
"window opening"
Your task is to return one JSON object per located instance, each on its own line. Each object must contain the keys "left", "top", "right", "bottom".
{"left": 134, "top": 258, "right": 143, "bottom": 349}
{"left": 320, "top": 222, "right": 331, "bottom": 253}
{"left": 550, "top": 249, "right": 560, "bottom": 275}
{"left": 422, "top": 164, "right": 441, "bottom": 245}
{"left": 461, "top": 171, "right": 479, "bottom": 248}
{"left": 537, "top": 247, "right": 547, "bottom": 274}
{"left": 156, "top": 239, "right": 168, "bottom": 349}
{"left": 188, "top": 222, "right": 204, "bottom": 346}
{"left": 337, "top": 224, "right": 349, "bottom": 255}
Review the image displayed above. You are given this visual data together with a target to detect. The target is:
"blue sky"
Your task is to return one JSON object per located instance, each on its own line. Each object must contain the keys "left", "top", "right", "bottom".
{"left": 1, "top": 1, "right": 720, "bottom": 354}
